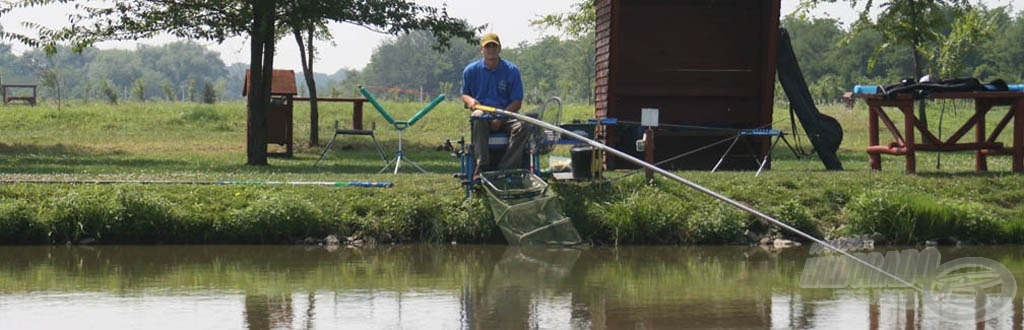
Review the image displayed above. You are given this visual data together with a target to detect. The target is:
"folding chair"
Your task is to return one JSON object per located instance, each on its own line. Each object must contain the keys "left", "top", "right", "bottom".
{"left": 314, "top": 120, "right": 388, "bottom": 167}
{"left": 712, "top": 128, "right": 800, "bottom": 176}
{"left": 359, "top": 86, "right": 445, "bottom": 174}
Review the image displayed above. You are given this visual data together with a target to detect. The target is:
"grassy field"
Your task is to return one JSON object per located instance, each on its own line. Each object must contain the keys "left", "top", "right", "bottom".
{"left": 1, "top": 98, "right": 1022, "bottom": 245}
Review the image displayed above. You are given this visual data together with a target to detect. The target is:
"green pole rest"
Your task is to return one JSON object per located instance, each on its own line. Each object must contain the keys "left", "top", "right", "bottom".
{"left": 359, "top": 86, "right": 396, "bottom": 125}
{"left": 406, "top": 94, "right": 445, "bottom": 126}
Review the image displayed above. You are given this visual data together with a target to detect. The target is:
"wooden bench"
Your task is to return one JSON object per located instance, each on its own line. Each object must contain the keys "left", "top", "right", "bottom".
{"left": 860, "top": 91, "right": 1024, "bottom": 173}
{"left": 293, "top": 97, "right": 367, "bottom": 129}
{"left": 2, "top": 84, "right": 38, "bottom": 106}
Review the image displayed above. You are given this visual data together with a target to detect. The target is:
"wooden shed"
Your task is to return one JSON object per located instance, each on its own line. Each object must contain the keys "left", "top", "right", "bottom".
{"left": 243, "top": 69, "right": 297, "bottom": 157}
{"left": 594, "top": 0, "right": 782, "bottom": 170}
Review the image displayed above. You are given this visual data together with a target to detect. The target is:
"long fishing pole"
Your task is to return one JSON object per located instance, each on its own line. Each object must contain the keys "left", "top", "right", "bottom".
{"left": 0, "top": 179, "right": 393, "bottom": 188}
{"left": 476, "top": 105, "right": 919, "bottom": 290}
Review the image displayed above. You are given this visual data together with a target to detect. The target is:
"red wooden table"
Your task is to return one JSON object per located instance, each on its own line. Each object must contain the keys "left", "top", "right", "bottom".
{"left": 861, "top": 92, "right": 1024, "bottom": 173}
{"left": 294, "top": 97, "right": 368, "bottom": 130}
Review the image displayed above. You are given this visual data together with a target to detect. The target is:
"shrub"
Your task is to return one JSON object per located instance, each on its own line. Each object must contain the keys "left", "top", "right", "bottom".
{"left": 0, "top": 199, "right": 46, "bottom": 244}
{"left": 594, "top": 188, "right": 688, "bottom": 245}
{"left": 107, "top": 189, "right": 181, "bottom": 243}
{"left": 221, "top": 193, "right": 324, "bottom": 243}
{"left": 768, "top": 199, "right": 822, "bottom": 241}
{"left": 681, "top": 202, "right": 747, "bottom": 244}
{"left": 844, "top": 190, "right": 1002, "bottom": 244}
{"left": 44, "top": 191, "right": 117, "bottom": 244}
{"left": 429, "top": 198, "right": 498, "bottom": 244}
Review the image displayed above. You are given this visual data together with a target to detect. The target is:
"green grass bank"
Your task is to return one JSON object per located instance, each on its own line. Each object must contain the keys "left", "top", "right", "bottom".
{"left": 1, "top": 100, "right": 1023, "bottom": 245}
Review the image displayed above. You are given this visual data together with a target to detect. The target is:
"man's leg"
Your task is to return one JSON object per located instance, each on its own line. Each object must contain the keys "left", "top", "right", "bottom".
{"left": 471, "top": 110, "right": 491, "bottom": 174}
{"left": 498, "top": 119, "right": 530, "bottom": 170}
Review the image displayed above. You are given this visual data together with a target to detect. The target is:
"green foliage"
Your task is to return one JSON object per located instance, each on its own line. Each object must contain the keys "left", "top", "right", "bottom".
{"left": 201, "top": 82, "right": 216, "bottom": 104}
{"left": 100, "top": 80, "right": 118, "bottom": 104}
{"left": 682, "top": 203, "right": 747, "bottom": 244}
{"left": 529, "top": 0, "right": 596, "bottom": 39}
{"left": 768, "top": 199, "right": 822, "bottom": 240}
{"left": 44, "top": 191, "right": 117, "bottom": 244}
{"left": 161, "top": 82, "right": 176, "bottom": 101}
{"left": 176, "top": 105, "right": 225, "bottom": 124}
{"left": 132, "top": 78, "right": 147, "bottom": 102}
{"left": 0, "top": 199, "right": 47, "bottom": 244}
{"left": 222, "top": 193, "right": 324, "bottom": 243}
{"left": 428, "top": 198, "right": 499, "bottom": 244}
{"left": 107, "top": 189, "right": 181, "bottom": 243}
{"left": 593, "top": 187, "right": 688, "bottom": 245}
{"left": 844, "top": 190, "right": 1002, "bottom": 244}
{"left": 935, "top": 7, "right": 997, "bottom": 77}
{"left": 781, "top": 5, "right": 1023, "bottom": 104}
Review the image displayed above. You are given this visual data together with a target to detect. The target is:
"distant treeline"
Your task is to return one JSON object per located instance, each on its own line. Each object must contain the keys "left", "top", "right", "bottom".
{"left": 2, "top": 8, "right": 1022, "bottom": 105}
{"left": 780, "top": 7, "right": 1024, "bottom": 104}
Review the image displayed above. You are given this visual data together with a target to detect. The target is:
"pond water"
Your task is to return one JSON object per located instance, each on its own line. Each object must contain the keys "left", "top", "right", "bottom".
{"left": 1, "top": 244, "right": 1021, "bottom": 329}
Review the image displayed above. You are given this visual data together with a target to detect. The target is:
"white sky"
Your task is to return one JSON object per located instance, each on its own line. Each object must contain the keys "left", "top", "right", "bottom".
{"left": 1, "top": 0, "right": 1020, "bottom": 74}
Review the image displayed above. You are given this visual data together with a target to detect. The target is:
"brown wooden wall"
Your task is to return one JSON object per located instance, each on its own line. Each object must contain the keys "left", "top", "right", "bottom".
{"left": 595, "top": 0, "right": 781, "bottom": 170}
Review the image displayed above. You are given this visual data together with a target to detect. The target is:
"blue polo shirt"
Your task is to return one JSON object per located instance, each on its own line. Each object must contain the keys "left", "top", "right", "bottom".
{"left": 461, "top": 59, "right": 523, "bottom": 109}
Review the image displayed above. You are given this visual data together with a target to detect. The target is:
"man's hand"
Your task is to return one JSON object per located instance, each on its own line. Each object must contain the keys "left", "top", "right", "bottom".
{"left": 461, "top": 95, "right": 479, "bottom": 111}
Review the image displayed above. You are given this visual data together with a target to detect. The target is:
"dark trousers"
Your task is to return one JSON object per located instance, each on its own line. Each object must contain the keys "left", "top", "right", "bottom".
{"left": 471, "top": 109, "right": 530, "bottom": 171}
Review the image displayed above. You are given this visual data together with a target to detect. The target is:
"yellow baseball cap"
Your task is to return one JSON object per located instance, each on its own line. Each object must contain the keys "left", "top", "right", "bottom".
{"left": 480, "top": 32, "right": 500, "bottom": 47}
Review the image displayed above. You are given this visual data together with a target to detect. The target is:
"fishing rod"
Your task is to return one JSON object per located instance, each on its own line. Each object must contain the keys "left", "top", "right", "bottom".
{"left": 475, "top": 105, "right": 919, "bottom": 290}
{"left": 0, "top": 179, "right": 393, "bottom": 188}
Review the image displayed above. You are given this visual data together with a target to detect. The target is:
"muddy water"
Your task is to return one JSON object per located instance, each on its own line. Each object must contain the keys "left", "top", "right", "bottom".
{"left": 0, "top": 245, "right": 1020, "bottom": 329}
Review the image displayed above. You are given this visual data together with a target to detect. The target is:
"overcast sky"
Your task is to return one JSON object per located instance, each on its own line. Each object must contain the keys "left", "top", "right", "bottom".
{"left": 1, "top": 0, "right": 1020, "bottom": 74}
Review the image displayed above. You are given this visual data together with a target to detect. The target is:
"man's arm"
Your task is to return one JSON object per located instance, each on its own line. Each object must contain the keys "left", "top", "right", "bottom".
{"left": 506, "top": 100, "right": 522, "bottom": 113}
{"left": 461, "top": 94, "right": 479, "bottom": 110}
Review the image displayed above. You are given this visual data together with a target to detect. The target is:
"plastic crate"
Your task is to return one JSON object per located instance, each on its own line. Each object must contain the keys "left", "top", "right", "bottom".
{"left": 480, "top": 169, "right": 548, "bottom": 200}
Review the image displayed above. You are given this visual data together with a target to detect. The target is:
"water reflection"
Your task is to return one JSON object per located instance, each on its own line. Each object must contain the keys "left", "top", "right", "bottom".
{"left": 469, "top": 246, "right": 582, "bottom": 329}
{"left": 0, "top": 245, "right": 1022, "bottom": 329}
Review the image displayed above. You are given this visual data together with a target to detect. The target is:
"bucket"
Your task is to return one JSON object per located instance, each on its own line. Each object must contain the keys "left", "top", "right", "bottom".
{"left": 570, "top": 145, "right": 594, "bottom": 179}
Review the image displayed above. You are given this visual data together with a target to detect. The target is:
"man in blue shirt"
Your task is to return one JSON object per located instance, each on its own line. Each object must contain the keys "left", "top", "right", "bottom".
{"left": 461, "top": 32, "right": 528, "bottom": 177}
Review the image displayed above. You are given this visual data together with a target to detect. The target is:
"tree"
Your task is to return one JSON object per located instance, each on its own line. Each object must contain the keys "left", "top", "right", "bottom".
{"left": 934, "top": 7, "right": 995, "bottom": 77}
{"left": 280, "top": 1, "right": 331, "bottom": 146}
{"left": 131, "top": 78, "right": 147, "bottom": 102}
{"left": 362, "top": 31, "right": 476, "bottom": 100}
{"left": 161, "top": 82, "right": 175, "bottom": 101}
{"left": 99, "top": 80, "right": 118, "bottom": 104}
{"left": 202, "top": 81, "right": 217, "bottom": 103}
{"left": 4, "top": 0, "right": 476, "bottom": 165}
{"left": 979, "top": 10, "right": 1024, "bottom": 82}
{"left": 801, "top": 0, "right": 973, "bottom": 124}
{"left": 530, "top": 0, "right": 596, "bottom": 39}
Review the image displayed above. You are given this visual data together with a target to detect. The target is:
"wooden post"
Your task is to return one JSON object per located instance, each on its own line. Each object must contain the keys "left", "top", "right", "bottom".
{"left": 868, "top": 104, "right": 881, "bottom": 171}
{"left": 976, "top": 100, "right": 988, "bottom": 171}
{"left": 903, "top": 104, "right": 917, "bottom": 174}
{"left": 1014, "top": 97, "right": 1024, "bottom": 173}
{"left": 353, "top": 101, "right": 364, "bottom": 130}
{"left": 644, "top": 127, "right": 654, "bottom": 182}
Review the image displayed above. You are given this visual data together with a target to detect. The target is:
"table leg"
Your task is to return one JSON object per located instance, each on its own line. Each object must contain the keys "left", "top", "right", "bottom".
{"left": 353, "top": 101, "right": 365, "bottom": 131}
{"left": 1014, "top": 98, "right": 1024, "bottom": 173}
{"left": 869, "top": 105, "right": 881, "bottom": 171}
{"left": 976, "top": 102, "right": 988, "bottom": 171}
{"left": 902, "top": 104, "right": 916, "bottom": 174}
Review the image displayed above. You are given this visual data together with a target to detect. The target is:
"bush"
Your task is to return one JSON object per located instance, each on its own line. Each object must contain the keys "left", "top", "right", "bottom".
{"left": 106, "top": 190, "right": 181, "bottom": 243}
{"left": 844, "top": 190, "right": 1003, "bottom": 244}
{"left": 44, "top": 191, "right": 117, "bottom": 244}
{"left": 221, "top": 193, "right": 324, "bottom": 243}
{"left": 594, "top": 187, "right": 688, "bottom": 245}
{"left": 429, "top": 198, "right": 499, "bottom": 244}
{"left": 681, "top": 202, "right": 747, "bottom": 244}
{"left": 768, "top": 199, "right": 822, "bottom": 241}
{"left": 0, "top": 199, "right": 47, "bottom": 244}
